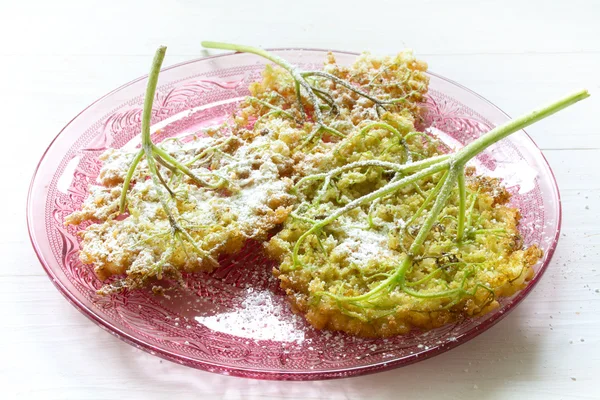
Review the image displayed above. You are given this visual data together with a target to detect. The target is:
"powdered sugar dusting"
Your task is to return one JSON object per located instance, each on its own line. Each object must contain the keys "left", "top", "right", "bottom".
{"left": 195, "top": 289, "right": 305, "bottom": 342}
{"left": 227, "top": 161, "right": 291, "bottom": 235}
{"left": 335, "top": 227, "right": 395, "bottom": 266}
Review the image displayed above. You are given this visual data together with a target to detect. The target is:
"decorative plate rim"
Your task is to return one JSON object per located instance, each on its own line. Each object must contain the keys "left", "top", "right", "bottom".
{"left": 27, "top": 48, "right": 562, "bottom": 380}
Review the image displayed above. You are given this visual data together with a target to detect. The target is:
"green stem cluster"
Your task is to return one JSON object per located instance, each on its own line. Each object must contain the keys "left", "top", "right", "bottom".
{"left": 118, "top": 47, "right": 220, "bottom": 274}
{"left": 202, "top": 41, "right": 422, "bottom": 147}
{"left": 292, "top": 90, "right": 589, "bottom": 309}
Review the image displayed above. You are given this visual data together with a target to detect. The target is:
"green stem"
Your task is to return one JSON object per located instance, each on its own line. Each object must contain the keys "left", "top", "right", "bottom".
{"left": 402, "top": 286, "right": 460, "bottom": 299}
{"left": 202, "top": 41, "right": 344, "bottom": 142}
{"left": 202, "top": 41, "right": 294, "bottom": 71}
{"left": 454, "top": 89, "right": 590, "bottom": 165}
{"left": 456, "top": 169, "right": 466, "bottom": 241}
{"left": 247, "top": 96, "right": 296, "bottom": 121}
{"left": 184, "top": 137, "right": 234, "bottom": 166}
{"left": 119, "top": 149, "right": 144, "bottom": 213}
{"left": 321, "top": 256, "right": 411, "bottom": 303}
{"left": 202, "top": 41, "right": 326, "bottom": 121}
{"left": 119, "top": 46, "right": 167, "bottom": 213}
{"left": 136, "top": 47, "right": 172, "bottom": 222}
{"left": 141, "top": 47, "right": 167, "bottom": 151}
{"left": 301, "top": 71, "right": 388, "bottom": 109}
{"left": 122, "top": 46, "right": 214, "bottom": 264}
{"left": 472, "top": 228, "right": 507, "bottom": 235}
{"left": 410, "top": 169, "right": 457, "bottom": 253}
{"left": 294, "top": 155, "right": 450, "bottom": 189}
{"left": 465, "top": 191, "right": 478, "bottom": 234}
{"left": 118, "top": 46, "right": 166, "bottom": 214}
{"left": 152, "top": 145, "right": 220, "bottom": 188}
{"left": 404, "top": 267, "right": 444, "bottom": 287}
{"left": 292, "top": 160, "right": 450, "bottom": 267}
{"left": 358, "top": 122, "right": 409, "bottom": 160}
{"left": 405, "top": 170, "right": 449, "bottom": 227}
{"left": 294, "top": 80, "right": 305, "bottom": 119}
{"left": 320, "top": 124, "right": 346, "bottom": 138}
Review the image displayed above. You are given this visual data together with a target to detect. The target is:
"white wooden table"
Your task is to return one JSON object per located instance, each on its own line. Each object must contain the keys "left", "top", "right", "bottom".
{"left": 2, "top": 0, "right": 599, "bottom": 398}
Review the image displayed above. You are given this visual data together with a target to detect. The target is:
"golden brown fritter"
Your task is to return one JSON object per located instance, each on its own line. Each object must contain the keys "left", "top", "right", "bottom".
{"left": 266, "top": 118, "right": 542, "bottom": 337}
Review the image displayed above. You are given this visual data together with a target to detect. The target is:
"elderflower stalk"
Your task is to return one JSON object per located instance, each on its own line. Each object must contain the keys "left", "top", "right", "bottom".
{"left": 201, "top": 41, "right": 428, "bottom": 146}
{"left": 302, "top": 89, "right": 588, "bottom": 305}
{"left": 202, "top": 41, "right": 344, "bottom": 144}
{"left": 293, "top": 89, "right": 588, "bottom": 268}
{"left": 117, "top": 46, "right": 219, "bottom": 267}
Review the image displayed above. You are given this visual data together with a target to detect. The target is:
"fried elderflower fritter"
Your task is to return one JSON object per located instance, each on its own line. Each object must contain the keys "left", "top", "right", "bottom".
{"left": 66, "top": 129, "right": 296, "bottom": 293}
{"left": 266, "top": 112, "right": 542, "bottom": 337}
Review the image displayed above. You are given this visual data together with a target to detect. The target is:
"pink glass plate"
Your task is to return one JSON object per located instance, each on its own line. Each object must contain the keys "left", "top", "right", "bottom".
{"left": 27, "top": 49, "right": 560, "bottom": 380}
